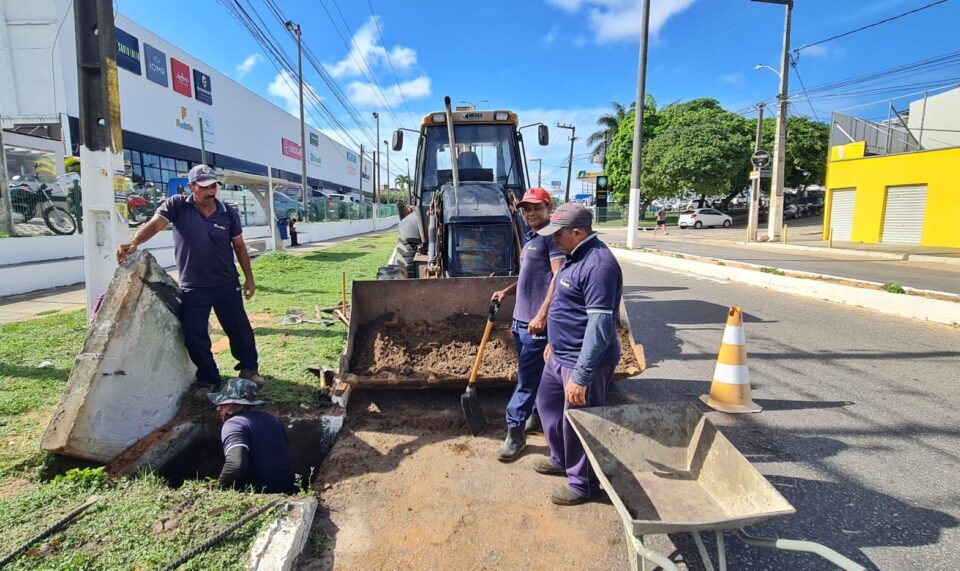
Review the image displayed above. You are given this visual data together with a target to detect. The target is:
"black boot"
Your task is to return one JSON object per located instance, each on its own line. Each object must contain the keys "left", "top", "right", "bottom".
{"left": 524, "top": 411, "right": 542, "bottom": 434}
{"left": 496, "top": 425, "right": 526, "bottom": 462}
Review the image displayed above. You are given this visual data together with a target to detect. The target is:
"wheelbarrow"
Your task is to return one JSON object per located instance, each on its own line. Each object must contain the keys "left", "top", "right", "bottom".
{"left": 566, "top": 402, "right": 866, "bottom": 571}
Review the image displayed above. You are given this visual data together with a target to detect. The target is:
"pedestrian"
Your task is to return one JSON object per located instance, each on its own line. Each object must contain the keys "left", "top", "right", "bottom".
{"left": 654, "top": 204, "right": 669, "bottom": 236}
{"left": 209, "top": 378, "right": 296, "bottom": 494}
{"left": 534, "top": 202, "right": 622, "bottom": 505}
{"left": 491, "top": 187, "right": 566, "bottom": 461}
{"left": 289, "top": 218, "right": 299, "bottom": 247}
{"left": 116, "top": 164, "right": 265, "bottom": 395}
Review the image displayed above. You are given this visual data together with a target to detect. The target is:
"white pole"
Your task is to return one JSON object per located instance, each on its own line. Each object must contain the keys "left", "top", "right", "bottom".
{"left": 625, "top": 0, "right": 651, "bottom": 250}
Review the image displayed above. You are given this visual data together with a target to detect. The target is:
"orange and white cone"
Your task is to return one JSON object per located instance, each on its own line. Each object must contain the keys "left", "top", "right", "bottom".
{"left": 699, "top": 306, "right": 762, "bottom": 414}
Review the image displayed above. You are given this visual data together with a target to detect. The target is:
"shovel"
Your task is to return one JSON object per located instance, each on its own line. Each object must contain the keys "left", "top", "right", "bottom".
{"left": 461, "top": 299, "right": 500, "bottom": 436}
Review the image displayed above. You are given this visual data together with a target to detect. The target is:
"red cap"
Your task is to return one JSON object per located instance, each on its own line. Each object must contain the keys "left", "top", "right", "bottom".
{"left": 517, "top": 187, "right": 553, "bottom": 207}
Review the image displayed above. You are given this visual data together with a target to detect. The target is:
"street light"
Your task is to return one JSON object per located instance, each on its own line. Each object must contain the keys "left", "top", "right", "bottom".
{"left": 754, "top": 64, "right": 781, "bottom": 78}
{"left": 458, "top": 99, "right": 489, "bottom": 109}
{"left": 285, "top": 19, "right": 309, "bottom": 222}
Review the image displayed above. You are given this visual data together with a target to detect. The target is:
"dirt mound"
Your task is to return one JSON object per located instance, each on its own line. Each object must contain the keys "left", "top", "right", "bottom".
{"left": 351, "top": 313, "right": 517, "bottom": 380}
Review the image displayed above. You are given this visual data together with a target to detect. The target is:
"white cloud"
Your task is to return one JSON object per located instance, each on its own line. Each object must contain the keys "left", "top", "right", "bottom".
{"left": 718, "top": 72, "right": 742, "bottom": 85}
{"left": 325, "top": 16, "right": 417, "bottom": 79}
{"left": 546, "top": 0, "right": 696, "bottom": 43}
{"left": 542, "top": 24, "right": 561, "bottom": 44}
{"left": 235, "top": 53, "right": 263, "bottom": 78}
{"left": 346, "top": 76, "right": 431, "bottom": 109}
{"left": 802, "top": 44, "right": 828, "bottom": 57}
{"left": 268, "top": 71, "right": 322, "bottom": 118}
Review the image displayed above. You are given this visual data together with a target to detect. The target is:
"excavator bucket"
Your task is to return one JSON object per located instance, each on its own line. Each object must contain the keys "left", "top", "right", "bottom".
{"left": 338, "top": 277, "right": 645, "bottom": 389}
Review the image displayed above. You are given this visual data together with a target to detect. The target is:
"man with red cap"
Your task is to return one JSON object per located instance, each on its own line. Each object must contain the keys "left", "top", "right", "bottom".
{"left": 491, "top": 187, "right": 565, "bottom": 461}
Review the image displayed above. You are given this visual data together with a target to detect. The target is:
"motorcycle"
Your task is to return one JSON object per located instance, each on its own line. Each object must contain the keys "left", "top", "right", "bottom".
{"left": 8, "top": 176, "right": 77, "bottom": 235}
{"left": 126, "top": 183, "right": 165, "bottom": 227}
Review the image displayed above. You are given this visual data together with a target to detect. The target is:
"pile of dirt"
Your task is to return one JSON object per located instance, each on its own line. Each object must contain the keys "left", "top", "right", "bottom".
{"left": 351, "top": 313, "right": 517, "bottom": 380}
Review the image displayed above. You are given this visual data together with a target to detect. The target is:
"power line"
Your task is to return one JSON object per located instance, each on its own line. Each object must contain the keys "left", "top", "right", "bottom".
{"left": 365, "top": 0, "right": 417, "bottom": 125}
{"left": 789, "top": 55, "right": 821, "bottom": 122}
{"left": 794, "top": 0, "right": 949, "bottom": 54}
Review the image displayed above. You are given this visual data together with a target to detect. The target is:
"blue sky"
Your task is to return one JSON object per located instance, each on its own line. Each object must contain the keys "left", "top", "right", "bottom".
{"left": 119, "top": 0, "right": 960, "bottom": 192}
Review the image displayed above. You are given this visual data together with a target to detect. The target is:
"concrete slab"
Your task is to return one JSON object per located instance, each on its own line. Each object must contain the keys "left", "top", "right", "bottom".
{"left": 247, "top": 499, "right": 317, "bottom": 571}
{"left": 41, "top": 251, "right": 197, "bottom": 463}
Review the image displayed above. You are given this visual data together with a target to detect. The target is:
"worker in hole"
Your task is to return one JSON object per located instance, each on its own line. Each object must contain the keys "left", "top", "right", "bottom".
{"left": 209, "top": 378, "right": 296, "bottom": 494}
{"left": 535, "top": 202, "right": 622, "bottom": 506}
{"left": 490, "top": 187, "right": 565, "bottom": 461}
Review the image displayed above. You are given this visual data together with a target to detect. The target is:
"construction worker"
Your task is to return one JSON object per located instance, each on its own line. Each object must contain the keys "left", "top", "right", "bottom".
{"left": 116, "top": 164, "right": 265, "bottom": 394}
{"left": 535, "top": 202, "right": 622, "bottom": 505}
{"left": 490, "top": 187, "right": 565, "bottom": 461}
{"left": 209, "top": 378, "right": 296, "bottom": 494}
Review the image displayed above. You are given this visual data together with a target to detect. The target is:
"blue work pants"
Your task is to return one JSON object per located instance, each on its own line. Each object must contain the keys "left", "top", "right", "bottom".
{"left": 181, "top": 283, "right": 258, "bottom": 386}
{"left": 505, "top": 319, "right": 548, "bottom": 428}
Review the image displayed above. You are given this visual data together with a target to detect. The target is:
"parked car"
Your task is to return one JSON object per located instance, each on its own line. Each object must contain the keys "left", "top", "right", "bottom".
{"left": 678, "top": 208, "right": 733, "bottom": 229}
{"left": 273, "top": 192, "right": 305, "bottom": 220}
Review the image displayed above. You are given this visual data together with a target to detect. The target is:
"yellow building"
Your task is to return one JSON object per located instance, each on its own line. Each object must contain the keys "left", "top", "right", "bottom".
{"left": 823, "top": 141, "right": 960, "bottom": 248}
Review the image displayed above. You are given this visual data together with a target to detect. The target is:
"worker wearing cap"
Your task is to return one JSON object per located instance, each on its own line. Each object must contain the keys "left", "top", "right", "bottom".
{"left": 209, "top": 378, "right": 296, "bottom": 494}
{"left": 490, "top": 187, "right": 565, "bottom": 461}
{"left": 116, "top": 164, "right": 264, "bottom": 393}
{"left": 534, "top": 202, "right": 622, "bottom": 505}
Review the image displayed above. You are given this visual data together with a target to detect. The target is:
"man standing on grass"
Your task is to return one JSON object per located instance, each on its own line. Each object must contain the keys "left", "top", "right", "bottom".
{"left": 116, "top": 164, "right": 265, "bottom": 394}
{"left": 490, "top": 187, "right": 565, "bottom": 461}
{"left": 534, "top": 203, "right": 622, "bottom": 505}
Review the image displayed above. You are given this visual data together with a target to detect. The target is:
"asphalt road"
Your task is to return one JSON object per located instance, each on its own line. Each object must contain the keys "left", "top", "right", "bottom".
{"left": 612, "top": 256, "right": 960, "bottom": 570}
{"left": 600, "top": 227, "right": 960, "bottom": 295}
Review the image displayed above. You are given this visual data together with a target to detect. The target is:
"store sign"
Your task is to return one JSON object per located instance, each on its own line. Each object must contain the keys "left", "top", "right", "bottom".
{"left": 346, "top": 151, "right": 358, "bottom": 164}
{"left": 175, "top": 106, "right": 194, "bottom": 132}
{"left": 171, "top": 58, "right": 191, "bottom": 97}
{"left": 309, "top": 152, "right": 321, "bottom": 166}
{"left": 144, "top": 44, "right": 168, "bottom": 87}
{"left": 193, "top": 69, "right": 213, "bottom": 105}
{"left": 281, "top": 138, "right": 302, "bottom": 160}
{"left": 198, "top": 111, "right": 216, "bottom": 144}
{"left": 115, "top": 28, "right": 141, "bottom": 75}
{"left": 309, "top": 132, "right": 319, "bottom": 146}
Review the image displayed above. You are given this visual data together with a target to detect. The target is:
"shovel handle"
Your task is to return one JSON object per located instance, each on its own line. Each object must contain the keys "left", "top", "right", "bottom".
{"left": 468, "top": 300, "right": 500, "bottom": 385}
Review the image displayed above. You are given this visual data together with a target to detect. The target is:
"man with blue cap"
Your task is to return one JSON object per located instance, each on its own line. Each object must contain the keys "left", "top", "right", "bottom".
{"left": 116, "top": 164, "right": 265, "bottom": 394}
{"left": 209, "top": 378, "right": 295, "bottom": 494}
{"left": 534, "top": 202, "right": 622, "bottom": 506}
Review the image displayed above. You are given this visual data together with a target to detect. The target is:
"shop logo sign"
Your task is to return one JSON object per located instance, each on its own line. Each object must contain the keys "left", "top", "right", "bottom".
{"left": 346, "top": 151, "right": 358, "bottom": 163}
{"left": 144, "top": 44, "right": 168, "bottom": 87}
{"left": 282, "top": 138, "right": 302, "bottom": 160}
{"left": 171, "top": 58, "right": 191, "bottom": 97}
{"left": 309, "top": 152, "right": 321, "bottom": 166}
{"left": 309, "top": 132, "right": 319, "bottom": 146}
{"left": 193, "top": 69, "right": 213, "bottom": 105}
{"left": 116, "top": 28, "right": 141, "bottom": 75}
{"left": 175, "top": 106, "right": 194, "bottom": 132}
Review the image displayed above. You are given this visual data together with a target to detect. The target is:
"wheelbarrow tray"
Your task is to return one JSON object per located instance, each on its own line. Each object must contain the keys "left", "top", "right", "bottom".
{"left": 566, "top": 402, "right": 795, "bottom": 538}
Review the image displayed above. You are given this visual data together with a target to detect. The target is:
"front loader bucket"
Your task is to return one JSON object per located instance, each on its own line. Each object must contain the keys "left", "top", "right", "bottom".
{"left": 338, "top": 277, "right": 645, "bottom": 389}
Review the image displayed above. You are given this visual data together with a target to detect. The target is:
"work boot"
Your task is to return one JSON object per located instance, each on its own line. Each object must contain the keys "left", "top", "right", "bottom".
{"left": 192, "top": 383, "right": 220, "bottom": 403}
{"left": 533, "top": 458, "right": 565, "bottom": 476}
{"left": 550, "top": 485, "right": 591, "bottom": 506}
{"left": 524, "top": 412, "right": 542, "bottom": 435}
{"left": 239, "top": 369, "right": 266, "bottom": 388}
{"left": 496, "top": 425, "right": 526, "bottom": 462}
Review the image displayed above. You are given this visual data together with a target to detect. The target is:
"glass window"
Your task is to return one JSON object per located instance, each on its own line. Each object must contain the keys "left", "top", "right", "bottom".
{"left": 421, "top": 124, "right": 523, "bottom": 193}
{"left": 143, "top": 153, "right": 160, "bottom": 167}
{"left": 176, "top": 160, "right": 188, "bottom": 173}
{"left": 132, "top": 150, "right": 142, "bottom": 165}
{"left": 161, "top": 169, "right": 176, "bottom": 182}
{"left": 145, "top": 167, "right": 161, "bottom": 182}
{"left": 123, "top": 149, "right": 132, "bottom": 162}
{"left": 161, "top": 157, "right": 175, "bottom": 170}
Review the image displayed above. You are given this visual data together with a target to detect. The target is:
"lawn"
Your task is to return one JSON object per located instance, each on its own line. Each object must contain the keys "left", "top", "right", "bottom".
{"left": 596, "top": 210, "right": 680, "bottom": 228}
{"left": 0, "top": 231, "right": 398, "bottom": 569}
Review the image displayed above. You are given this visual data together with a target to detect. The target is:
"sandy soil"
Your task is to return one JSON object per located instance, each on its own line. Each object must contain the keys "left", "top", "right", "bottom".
{"left": 300, "top": 388, "right": 630, "bottom": 571}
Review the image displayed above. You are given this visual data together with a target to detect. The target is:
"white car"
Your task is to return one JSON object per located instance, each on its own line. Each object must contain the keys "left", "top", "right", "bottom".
{"left": 678, "top": 208, "right": 733, "bottom": 229}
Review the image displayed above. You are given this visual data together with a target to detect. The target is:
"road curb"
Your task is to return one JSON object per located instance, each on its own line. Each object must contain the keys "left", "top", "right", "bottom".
{"left": 908, "top": 254, "right": 960, "bottom": 267}
{"left": 612, "top": 248, "right": 960, "bottom": 328}
{"left": 248, "top": 498, "right": 317, "bottom": 570}
{"left": 733, "top": 241, "right": 908, "bottom": 260}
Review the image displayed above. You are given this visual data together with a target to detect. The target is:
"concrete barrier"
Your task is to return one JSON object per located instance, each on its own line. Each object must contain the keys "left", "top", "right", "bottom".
{"left": 613, "top": 248, "right": 960, "bottom": 328}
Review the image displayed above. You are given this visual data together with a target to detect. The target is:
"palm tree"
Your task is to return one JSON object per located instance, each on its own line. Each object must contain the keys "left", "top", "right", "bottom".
{"left": 587, "top": 101, "right": 634, "bottom": 167}
{"left": 394, "top": 174, "right": 412, "bottom": 191}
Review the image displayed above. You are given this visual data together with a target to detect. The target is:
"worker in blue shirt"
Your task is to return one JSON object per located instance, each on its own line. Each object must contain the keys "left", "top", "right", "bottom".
{"left": 491, "top": 187, "right": 566, "bottom": 461}
{"left": 534, "top": 202, "right": 622, "bottom": 505}
{"left": 117, "top": 164, "right": 264, "bottom": 394}
{"left": 208, "top": 378, "right": 296, "bottom": 494}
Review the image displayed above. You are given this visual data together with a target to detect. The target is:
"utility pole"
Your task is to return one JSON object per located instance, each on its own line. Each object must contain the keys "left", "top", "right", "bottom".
{"left": 626, "top": 0, "right": 651, "bottom": 250}
{"left": 383, "top": 139, "right": 390, "bottom": 192}
{"left": 754, "top": 0, "right": 792, "bottom": 240}
{"left": 530, "top": 158, "right": 542, "bottom": 187}
{"left": 285, "top": 20, "right": 309, "bottom": 222}
{"left": 748, "top": 103, "right": 765, "bottom": 241}
{"left": 75, "top": 0, "right": 129, "bottom": 314}
{"left": 358, "top": 143, "right": 364, "bottom": 197}
{"left": 405, "top": 157, "right": 411, "bottom": 201}
{"left": 372, "top": 112, "right": 380, "bottom": 207}
{"left": 558, "top": 124, "right": 577, "bottom": 203}
{"left": 0, "top": 120, "right": 14, "bottom": 235}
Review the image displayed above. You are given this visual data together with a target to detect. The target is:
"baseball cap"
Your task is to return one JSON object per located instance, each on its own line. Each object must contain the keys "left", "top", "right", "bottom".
{"left": 188, "top": 164, "right": 219, "bottom": 187}
{"left": 536, "top": 202, "right": 593, "bottom": 236}
{"left": 517, "top": 187, "right": 552, "bottom": 207}
{"left": 207, "top": 378, "right": 265, "bottom": 407}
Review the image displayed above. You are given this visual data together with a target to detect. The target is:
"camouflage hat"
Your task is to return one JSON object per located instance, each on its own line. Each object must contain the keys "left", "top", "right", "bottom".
{"left": 207, "top": 378, "right": 265, "bottom": 407}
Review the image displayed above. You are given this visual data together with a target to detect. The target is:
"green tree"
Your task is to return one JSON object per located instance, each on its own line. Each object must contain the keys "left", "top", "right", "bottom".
{"left": 758, "top": 115, "right": 830, "bottom": 191}
{"left": 587, "top": 96, "right": 657, "bottom": 166}
{"left": 394, "top": 174, "right": 413, "bottom": 191}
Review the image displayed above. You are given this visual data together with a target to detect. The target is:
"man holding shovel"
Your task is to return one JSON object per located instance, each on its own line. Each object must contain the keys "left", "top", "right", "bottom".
{"left": 490, "top": 187, "right": 565, "bottom": 461}
{"left": 535, "top": 203, "right": 622, "bottom": 505}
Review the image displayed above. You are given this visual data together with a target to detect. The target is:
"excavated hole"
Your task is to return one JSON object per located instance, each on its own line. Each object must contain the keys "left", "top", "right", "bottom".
{"left": 155, "top": 416, "right": 335, "bottom": 490}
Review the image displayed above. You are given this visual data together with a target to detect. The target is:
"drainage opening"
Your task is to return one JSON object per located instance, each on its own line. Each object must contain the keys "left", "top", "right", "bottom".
{"left": 155, "top": 416, "right": 337, "bottom": 490}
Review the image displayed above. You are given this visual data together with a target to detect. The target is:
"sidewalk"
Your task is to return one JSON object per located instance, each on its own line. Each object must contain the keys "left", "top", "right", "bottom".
{"left": 0, "top": 229, "right": 395, "bottom": 325}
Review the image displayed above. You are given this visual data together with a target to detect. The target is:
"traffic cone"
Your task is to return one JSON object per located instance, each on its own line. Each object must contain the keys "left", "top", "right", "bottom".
{"left": 699, "top": 306, "right": 762, "bottom": 413}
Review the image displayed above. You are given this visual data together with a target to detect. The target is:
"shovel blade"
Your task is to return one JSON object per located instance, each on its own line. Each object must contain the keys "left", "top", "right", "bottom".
{"left": 461, "top": 385, "right": 488, "bottom": 436}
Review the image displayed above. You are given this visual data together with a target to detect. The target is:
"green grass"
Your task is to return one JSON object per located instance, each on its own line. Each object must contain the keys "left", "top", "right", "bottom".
{"left": 0, "top": 231, "right": 9, "bottom": 239}
{"left": 0, "top": 232, "right": 398, "bottom": 569}
{"left": 760, "top": 267, "right": 786, "bottom": 276}
{"left": 597, "top": 211, "right": 680, "bottom": 228}
{"left": 881, "top": 282, "right": 906, "bottom": 294}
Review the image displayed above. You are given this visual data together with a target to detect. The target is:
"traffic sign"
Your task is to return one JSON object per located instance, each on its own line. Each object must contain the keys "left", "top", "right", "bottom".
{"left": 749, "top": 169, "right": 772, "bottom": 180}
{"left": 751, "top": 150, "right": 771, "bottom": 168}
{"left": 596, "top": 175, "right": 608, "bottom": 190}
